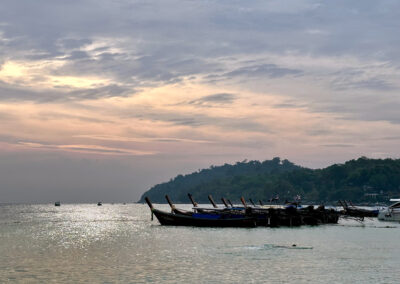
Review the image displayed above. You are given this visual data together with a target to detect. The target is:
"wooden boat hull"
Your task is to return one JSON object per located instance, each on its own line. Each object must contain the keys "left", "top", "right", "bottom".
{"left": 174, "top": 207, "right": 338, "bottom": 227}
{"left": 338, "top": 201, "right": 378, "bottom": 218}
{"left": 343, "top": 208, "right": 378, "bottom": 218}
{"left": 152, "top": 208, "right": 257, "bottom": 228}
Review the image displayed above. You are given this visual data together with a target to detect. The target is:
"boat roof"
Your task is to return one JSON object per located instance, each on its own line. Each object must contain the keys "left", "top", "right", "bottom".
{"left": 389, "top": 201, "right": 400, "bottom": 208}
{"left": 389, "top": 198, "right": 400, "bottom": 202}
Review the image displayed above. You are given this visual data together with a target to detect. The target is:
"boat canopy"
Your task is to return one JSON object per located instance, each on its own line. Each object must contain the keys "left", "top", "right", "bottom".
{"left": 389, "top": 201, "right": 400, "bottom": 208}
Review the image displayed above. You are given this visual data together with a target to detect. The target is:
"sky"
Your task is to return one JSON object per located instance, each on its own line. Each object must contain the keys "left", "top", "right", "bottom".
{"left": 1, "top": 0, "right": 400, "bottom": 203}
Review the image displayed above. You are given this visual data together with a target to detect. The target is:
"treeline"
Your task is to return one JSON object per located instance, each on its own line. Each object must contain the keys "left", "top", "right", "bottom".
{"left": 138, "top": 157, "right": 400, "bottom": 204}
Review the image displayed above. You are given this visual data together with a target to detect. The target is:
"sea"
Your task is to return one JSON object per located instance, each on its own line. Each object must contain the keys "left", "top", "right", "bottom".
{"left": 1, "top": 203, "right": 400, "bottom": 283}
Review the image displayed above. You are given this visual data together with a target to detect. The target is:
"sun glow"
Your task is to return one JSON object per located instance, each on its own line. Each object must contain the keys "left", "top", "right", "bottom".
{"left": 49, "top": 75, "right": 110, "bottom": 89}
{"left": 0, "top": 61, "right": 27, "bottom": 78}
{"left": 0, "top": 60, "right": 110, "bottom": 89}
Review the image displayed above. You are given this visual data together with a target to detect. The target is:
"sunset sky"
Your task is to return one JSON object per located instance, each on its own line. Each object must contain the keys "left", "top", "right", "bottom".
{"left": 1, "top": 0, "right": 400, "bottom": 202}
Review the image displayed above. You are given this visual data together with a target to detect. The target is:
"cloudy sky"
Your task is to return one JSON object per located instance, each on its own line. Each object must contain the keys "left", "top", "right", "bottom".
{"left": 1, "top": 0, "right": 399, "bottom": 202}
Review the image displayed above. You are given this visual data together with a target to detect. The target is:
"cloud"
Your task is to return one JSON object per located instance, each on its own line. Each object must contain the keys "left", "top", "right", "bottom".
{"left": 223, "top": 63, "right": 303, "bottom": 79}
{"left": 166, "top": 117, "right": 204, "bottom": 127}
{"left": 308, "top": 93, "right": 400, "bottom": 125}
{"left": 59, "top": 38, "right": 92, "bottom": 50}
{"left": 17, "top": 141, "right": 156, "bottom": 156}
{"left": 65, "top": 50, "right": 91, "bottom": 60}
{"left": 0, "top": 110, "right": 16, "bottom": 120}
{"left": 66, "top": 84, "right": 135, "bottom": 100}
{"left": 330, "top": 69, "right": 396, "bottom": 91}
{"left": 306, "top": 129, "right": 332, "bottom": 137}
{"left": 194, "top": 93, "right": 236, "bottom": 103}
{"left": 381, "top": 136, "right": 400, "bottom": 141}
{"left": 1, "top": 1, "right": 399, "bottom": 112}
{"left": 120, "top": 105, "right": 270, "bottom": 133}
{"left": 273, "top": 100, "right": 307, "bottom": 109}
{"left": 321, "top": 144, "right": 355, "bottom": 148}
{"left": 34, "top": 112, "right": 114, "bottom": 124}
{"left": 0, "top": 82, "right": 134, "bottom": 102}
{"left": 1, "top": 1, "right": 399, "bottom": 128}
{"left": 74, "top": 134, "right": 214, "bottom": 144}
{"left": 185, "top": 93, "right": 236, "bottom": 107}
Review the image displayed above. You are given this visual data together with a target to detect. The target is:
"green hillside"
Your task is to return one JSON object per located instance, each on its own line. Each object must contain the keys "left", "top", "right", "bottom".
{"left": 139, "top": 157, "right": 400, "bottom": 204}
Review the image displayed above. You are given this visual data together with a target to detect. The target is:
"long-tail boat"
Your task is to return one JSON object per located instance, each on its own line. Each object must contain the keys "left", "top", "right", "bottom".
{"left": 338, "top": 200, "right": 378, "bottom": 218}
{"left": 297, "top": 205, "right": 339, "bottom": 225}
{"left": 144, "top": 197, "right": 257, "bottom": 228}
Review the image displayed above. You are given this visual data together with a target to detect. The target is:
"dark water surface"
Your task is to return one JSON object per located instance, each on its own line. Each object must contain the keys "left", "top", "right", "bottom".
{"left": 1, "top": 204, "right": 400, "bottom": 283}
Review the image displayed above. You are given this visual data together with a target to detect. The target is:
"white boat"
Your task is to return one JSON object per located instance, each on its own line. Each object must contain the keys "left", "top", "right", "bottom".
{"left": 378, "top": 199, "right": 400, "bottom": 222}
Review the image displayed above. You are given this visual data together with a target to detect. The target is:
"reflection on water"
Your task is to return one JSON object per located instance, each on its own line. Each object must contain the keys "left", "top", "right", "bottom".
{"left": 1, "top": 204, "right": 400, "bottom": 283}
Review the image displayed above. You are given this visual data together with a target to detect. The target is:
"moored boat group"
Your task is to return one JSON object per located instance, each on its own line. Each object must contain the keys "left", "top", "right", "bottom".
{"left": 145, "top": 194, "right": 340, "bottom": 228}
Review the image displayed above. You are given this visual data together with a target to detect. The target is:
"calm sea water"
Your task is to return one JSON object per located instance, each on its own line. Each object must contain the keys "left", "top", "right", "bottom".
{"left": 1, "top": 203, "right": 400, "bottom": 283}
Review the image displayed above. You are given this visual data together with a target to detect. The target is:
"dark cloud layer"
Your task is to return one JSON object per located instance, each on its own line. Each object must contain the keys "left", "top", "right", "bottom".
{"left": 1, "top": 1, "right": 399, "bottom": 107}
{"left": 1, "top": 1, "right": 399, "bottom": 86}
{"left": 0, "top": 82, "right": 134, "bottom": 102}
{"left": 1, "top": 0, "right": 400, "bottom": 130}
{"left": 223, "top": 64, "right": 303, "bottom": 79}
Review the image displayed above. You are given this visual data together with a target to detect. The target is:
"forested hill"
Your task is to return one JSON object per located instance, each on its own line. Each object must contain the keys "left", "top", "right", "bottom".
{"left": 138, "top": 157, "right": 400, "bottom": 204}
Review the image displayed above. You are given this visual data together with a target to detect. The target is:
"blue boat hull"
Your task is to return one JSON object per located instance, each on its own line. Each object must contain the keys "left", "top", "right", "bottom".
{"left": 152, "top": 208, "right": 257, "bottom": 228}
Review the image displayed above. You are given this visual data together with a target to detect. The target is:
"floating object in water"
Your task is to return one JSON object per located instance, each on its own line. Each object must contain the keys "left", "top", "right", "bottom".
{"left": 272, "top": 244, "right": 313, "bottom": 249}
{"left": 97, "top": 202, "right": 102, "bottom": 206}
{"left": 54, "top": 201, "right": 60, "bottom": 206}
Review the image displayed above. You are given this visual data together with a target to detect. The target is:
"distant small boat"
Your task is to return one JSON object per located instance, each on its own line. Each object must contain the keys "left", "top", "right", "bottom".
{"left": 97, "top": 202, "right": 102, "bottom": 206}
{"left": 378, "top": 199, "right": 400, "bottom": 222}
{"left": 55, "top": 201, "right": 61, "bottom": 206}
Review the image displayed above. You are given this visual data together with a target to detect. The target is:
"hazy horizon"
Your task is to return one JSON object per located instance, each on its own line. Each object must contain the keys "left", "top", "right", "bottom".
{"left": 1, "top": 1, "right": 400, "bottom": 203}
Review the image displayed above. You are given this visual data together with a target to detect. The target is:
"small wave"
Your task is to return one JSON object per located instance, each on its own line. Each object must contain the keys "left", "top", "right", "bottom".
{"left": 336, "top": 224, "right": 398, "bottom": 229}
{"left": 242, "top": 245, "right": 263, "bottom": 250}
{"left": 239, "top": 244, "right": 313, "bottom": 251}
